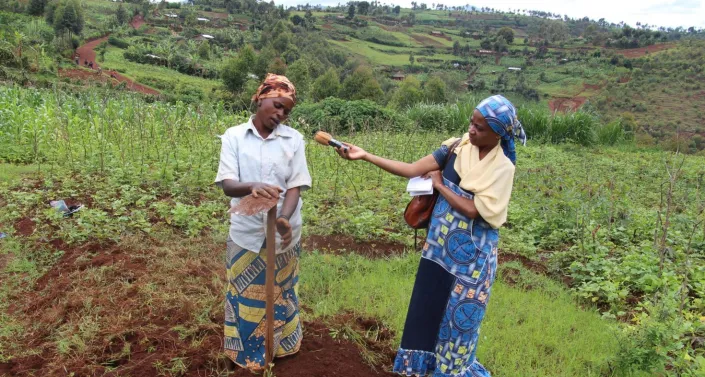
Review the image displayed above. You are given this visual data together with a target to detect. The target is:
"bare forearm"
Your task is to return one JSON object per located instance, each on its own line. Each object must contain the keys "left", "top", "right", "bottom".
{"left": 280, "top": 187, "right": 300, "bottom": 219}
{"left": 362, "top": 153, "right": 435, "bottom": 178}
{"left": 436, "top": 184, "right": 479, "bottom": 219}
{"left": 221, "top": 180, "right": 253, "bottom": 198}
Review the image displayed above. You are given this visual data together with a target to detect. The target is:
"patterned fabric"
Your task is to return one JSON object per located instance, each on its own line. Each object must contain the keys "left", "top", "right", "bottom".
{"left": 252, "top": 73, "right": 297, "bottom": 104}
{"left": 393, "top": 178, "right": 498, "bottom": 377}
{"left": 475, "top": 95, "right": 527, "bottom": 165}
{"left": 224, "top": 239, "right": 302, "bottom": 370}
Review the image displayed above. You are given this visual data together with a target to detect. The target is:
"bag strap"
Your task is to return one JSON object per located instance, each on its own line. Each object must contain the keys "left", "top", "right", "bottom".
{"left": 441, "top": 138, "right": 462, "bottom": 169}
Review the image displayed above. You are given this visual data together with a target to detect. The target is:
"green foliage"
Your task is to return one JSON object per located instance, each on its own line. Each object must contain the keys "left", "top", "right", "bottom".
{"left": 107, "top": 35, "right": 129, "bottom": 49}
{"left": 497, "top": 26, "right": 514, "bottom": 44}
{"left": 50, "top": 0, "right": 84, "bottom": 37}
{"left": 423, "top": 76, "right": 447, "bottom": 104}
{"left": 291, "top": 96, "right": 406, "bottom": 133}
{"left": 26, "top": 0, "right": 46, "bottom": 16}
{"left": 311, "top": 67, "right": 341, "bottom": 102}
{"left": 115, "top": 4, "right": 128, "bottom": 25}
{"left": 221, "top": 45, "right": 255, "bottom": 94}
{"left": 338, "top": 66, "right": 383, "bottom": 102}
{"left": 390, "top": 76, "right": 422, "bottom": 110}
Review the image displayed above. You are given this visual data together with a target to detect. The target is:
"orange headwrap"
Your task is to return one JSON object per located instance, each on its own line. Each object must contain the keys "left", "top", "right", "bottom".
{"left": 251, "top": 73, "right": 297, "bottom": 104}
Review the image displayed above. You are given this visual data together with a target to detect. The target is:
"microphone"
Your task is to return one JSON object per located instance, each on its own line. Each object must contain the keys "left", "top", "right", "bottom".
{"left": 313, "top": 130, "right": 349, "bottom": 151}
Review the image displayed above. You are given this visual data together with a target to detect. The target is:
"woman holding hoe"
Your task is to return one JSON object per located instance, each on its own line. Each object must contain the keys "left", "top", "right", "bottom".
{"left": 336, "top": 95, "right": 526, "bottom": 377}
{"left": 214, "top": 74, "right": 311, "bottom": 371}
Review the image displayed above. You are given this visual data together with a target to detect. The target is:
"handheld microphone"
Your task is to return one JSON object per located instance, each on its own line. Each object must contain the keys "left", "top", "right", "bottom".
{"left": 313, "top": 130, "right": 349, "bottom": 151}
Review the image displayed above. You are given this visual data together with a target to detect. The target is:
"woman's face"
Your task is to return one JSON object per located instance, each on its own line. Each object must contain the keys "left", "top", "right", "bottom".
{"left": 256, "top": 97, "right": 295, "bottom": 131}
{"left": 468, "top": 109, "right": 499, "bottom": 148}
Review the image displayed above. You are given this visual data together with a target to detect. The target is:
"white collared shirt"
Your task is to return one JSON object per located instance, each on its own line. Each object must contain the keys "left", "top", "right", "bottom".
{"left": 214, "top": 116, "right": 312, "bottom": 253}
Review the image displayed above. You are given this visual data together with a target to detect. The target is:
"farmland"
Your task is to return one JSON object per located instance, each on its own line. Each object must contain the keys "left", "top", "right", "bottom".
{"left": 1, "top": 1, "right": 705, "bottom": 376}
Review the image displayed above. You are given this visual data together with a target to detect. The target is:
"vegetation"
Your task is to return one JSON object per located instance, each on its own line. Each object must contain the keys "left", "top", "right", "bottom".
{"left": 1, "top": 1, "right": 705, "bottom": 376}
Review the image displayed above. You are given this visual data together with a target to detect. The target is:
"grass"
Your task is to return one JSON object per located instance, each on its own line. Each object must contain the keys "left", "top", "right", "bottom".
{"left": 101, "top": 46, "right": 220, "bottom": 94}
{"left": 300, "top": 252, "right": 619, "bottom": 377}
{"left": 0, "top": 164, "right": 34, "bottom": 183}
{"left": 329, "top": 39, "right": 413, "bottom": 66}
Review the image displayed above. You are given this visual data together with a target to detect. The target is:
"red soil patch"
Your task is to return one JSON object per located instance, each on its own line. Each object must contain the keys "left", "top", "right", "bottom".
{"left": 548, "top": 97, "right": 587, "bottom": 113}
{"left": 616, "top": 43, "right": 674, "bottom": 58}
{"left": 410, "top": 33, "right": 445, "bottom": 48}
{"left": 2, "top": 235, "right": 399, "bottom": 377}
{"left": 322, "top": 23, "right": 333, "bottom": 30}
{"left": 618, "top": 76, "right": 631, "bottom": 83}
{"left": 73, "top": 17, "right": 159, "bottom": 96}
{"left": 583, "top": 83, "right": 602, "bottom": 91}
{"left": 130, "top": 14, "right": 145, "bottom": 29}
{"left": 304, "top": 234, "right": 407, "bottom": 258}
{"left": 230, "top": 320, "right": 396, "bottom": 377}
{"left": 13, "top": 217, "right": 35, "bottom": 236}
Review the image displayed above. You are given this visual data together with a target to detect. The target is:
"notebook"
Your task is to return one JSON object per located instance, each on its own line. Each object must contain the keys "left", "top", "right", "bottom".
{"left": 407, "top": 176, "right": 433, "bottom": 196}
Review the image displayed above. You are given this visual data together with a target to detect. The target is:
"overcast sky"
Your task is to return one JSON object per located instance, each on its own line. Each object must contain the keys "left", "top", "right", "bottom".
{"left": 275, "top": 0, "right": 705, "bottom": 29}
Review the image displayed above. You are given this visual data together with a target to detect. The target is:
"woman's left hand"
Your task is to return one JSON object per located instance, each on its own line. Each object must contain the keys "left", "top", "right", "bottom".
{"left": 423, "top": 170, "right": 443, "bottom": 189}
{"left": 276, "top": 217, "right": 293, "bottom": 248}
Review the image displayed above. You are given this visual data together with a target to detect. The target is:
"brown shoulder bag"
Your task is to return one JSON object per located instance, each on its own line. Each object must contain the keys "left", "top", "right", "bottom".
{"left": 403, "top": 138, "right": 461, "bottom": 230}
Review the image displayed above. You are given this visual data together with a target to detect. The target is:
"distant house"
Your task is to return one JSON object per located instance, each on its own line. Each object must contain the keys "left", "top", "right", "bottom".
{"left": 165, "top": 13, "right": 178, "bottom": 18}
{"left": 336, "top": 15, "right": 345, "bottom": 19}
{"left": 194, "top": 34, "right": 215, "bottom": 41}
{"left": 145, "top": 54, "right": 163, "bottom": 59}
{"left": 196, "top": 17, "right": 210, "bottom": 22}
{"left": 430, "top": 31, "right": 443, "bottom": 36}
{"left": 477, "top": 49, "right": 494, "bottom": 55}
{"left": 508, "top": 67, "right": 522, "bottom": 71}
{"left": 453, "top": 63, "right": 460, "bottom": 68}
{"left": 392, "top": 72, "right": 406, "bottom": 81}
{"left": 471, "top": 32, "right": 482, "bottom": 40}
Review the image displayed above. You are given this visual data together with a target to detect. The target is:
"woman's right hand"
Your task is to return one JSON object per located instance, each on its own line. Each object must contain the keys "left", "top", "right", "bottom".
{"left": 336, "top": 143, "right": 367, "bottom": 161}
{"left": 251, "top": 183, "right": 283, "bottom": 199}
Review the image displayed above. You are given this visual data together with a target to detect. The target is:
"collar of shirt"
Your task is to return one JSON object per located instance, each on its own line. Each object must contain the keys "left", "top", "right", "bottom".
{"left": 245, "top": 115, "right": 296, "bottom": 140}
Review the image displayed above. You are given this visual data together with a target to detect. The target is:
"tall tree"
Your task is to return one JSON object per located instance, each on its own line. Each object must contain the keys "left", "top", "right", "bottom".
{"left": 311, "top": 67, "right": 340, "bottom": 101}
{"left": 27, "top": 0, "right": 47, "bottom": 16}
{"left": 347, "top": 3, "right": 355, "bottom": 19}
{"left": 116, "top": 4, "right": 128, "bottom": 25}
{"left": 53, "top": 0, "right": 84, "bottom": 38}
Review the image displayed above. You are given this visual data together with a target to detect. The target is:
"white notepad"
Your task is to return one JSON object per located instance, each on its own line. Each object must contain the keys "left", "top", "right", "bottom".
{"left": 407, "top": 176, "right": 433, "bottom": 196}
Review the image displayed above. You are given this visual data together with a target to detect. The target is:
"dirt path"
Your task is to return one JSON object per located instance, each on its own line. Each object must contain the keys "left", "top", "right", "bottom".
{"left": 74, "top": 15, "right": 159, "bottom": 96}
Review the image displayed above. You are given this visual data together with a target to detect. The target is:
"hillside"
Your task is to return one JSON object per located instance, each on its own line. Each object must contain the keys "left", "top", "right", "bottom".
{"left": 1, "top": 1, "right": 705, "bottom": 150}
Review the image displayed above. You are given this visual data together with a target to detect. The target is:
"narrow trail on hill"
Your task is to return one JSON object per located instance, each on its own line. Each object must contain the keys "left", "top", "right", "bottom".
{"left": 74, "top": 15, "right": 159, "bottom": 96}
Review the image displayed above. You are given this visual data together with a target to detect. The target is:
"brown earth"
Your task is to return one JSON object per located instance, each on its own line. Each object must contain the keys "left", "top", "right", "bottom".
{"left": 73, "top": 16, "right": 160, "bottom": 96}
{"left": 548, "top": 97, "right": 587, "bottom": 112}
{"left": 304, "top": 234, "right": 408, "bottom": 258}
{"left": 230, "top": 319, "right": 396, "bottom": 377}
{"left": 0, "top": 233, "right": 399, "bottom": 377}
{"left": 130, "top": 14, "right": 145, "bottom": 29}
{"left": 13, "top": 217, "right": 35, "bottom": 236}
{"left": 410, "top": 33, "right": 445, "bottom": 48}
{"left": 616, "top": 43, "right": 674, "bottom": 58}
{"left": 548, "top": 82, "right": 604, "bottom": 113}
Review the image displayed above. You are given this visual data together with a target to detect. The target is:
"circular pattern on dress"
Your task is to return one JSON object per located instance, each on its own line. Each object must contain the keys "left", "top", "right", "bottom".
{"left": 445, "top": 230, "right": 479, "bottom": 264}
{"left": 451, "top": 300, "right": 485, "bottom": 333}
{"left": 433, "top": 198, "right": 450, "bottom": 217}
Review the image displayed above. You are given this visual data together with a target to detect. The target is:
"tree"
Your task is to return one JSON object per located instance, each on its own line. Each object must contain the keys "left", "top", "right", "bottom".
{"left": 268, "top": 57, "right": 287, "bottom": 75}
{"left": 116, "top": 4, "right": 128, "bottom": 25}
{"left": 27, "top": 0, "right": 47, "bottom": 16}
{"left": 304, "top": 10, "right": 315, "bottom": 28}
{"left": 52, "top": 0, "right": 84, "bottom": 38}
{"left": 357, "top": 1, "right": 369, "bottom": 15}
{"left": 409, "top": 51, "right": 415, "bottom": 65}
{"left": 291, "top": 14, "right": 305, "bottom": 26}
{"left": 197, "top": 41, "right": 210, "bottom": 59}
{"left": 347, "top": 3, "right": 355, "bottom": 19}
{"left": 390, "top": 76, "right": 423, "bottom": 109}
{"left": 312, "top": 68, "right": 340, "bottom": 101}
{"left": 393, "top": 5, "right": 400, "bottom": 14}
{"left": 221, "top": 45, "right": 256, "bottom": 94}
{"left": 452, "top": 40, "right": 461, "bottom": 55}
{"left": 339, "top": 66, "right": 383, "bottom": 101}
{"left": 287, "top": 58, "right": 311, "bottom": 98}
{"left": 423, "top": 76, "right": 447, "bottom": 103}
{"left": 497, "top": 26, "right": 514, "bottom": 44}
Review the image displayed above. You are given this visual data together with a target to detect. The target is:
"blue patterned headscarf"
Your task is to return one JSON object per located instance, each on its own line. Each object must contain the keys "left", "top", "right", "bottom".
{"left": 475, "top": 95, "right": 527, "bottom": 165}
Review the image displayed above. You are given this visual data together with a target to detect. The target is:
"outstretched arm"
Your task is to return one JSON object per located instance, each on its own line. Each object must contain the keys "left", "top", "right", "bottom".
{"left": 336, "top": 143, "right": 440, "bottom": 178}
